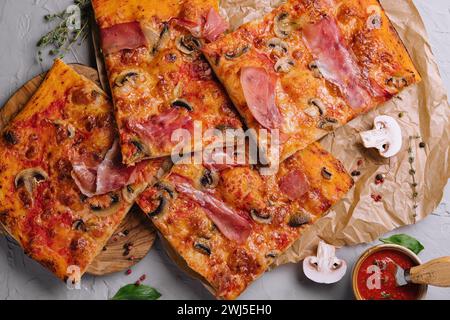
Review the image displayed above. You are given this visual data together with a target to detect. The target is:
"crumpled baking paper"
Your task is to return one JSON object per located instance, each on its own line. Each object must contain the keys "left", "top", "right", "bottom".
{"left": 220, "top": 0, "right": 450, "bottom": 265}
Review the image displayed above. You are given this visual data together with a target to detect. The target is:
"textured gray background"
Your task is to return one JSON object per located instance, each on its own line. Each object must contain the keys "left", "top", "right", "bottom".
{"left": 0, "top": 0, "right": 449, "bottom": 300}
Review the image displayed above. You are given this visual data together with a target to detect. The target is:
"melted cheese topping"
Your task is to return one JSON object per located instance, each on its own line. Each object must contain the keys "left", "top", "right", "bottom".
{"left": 203, "top": 0, "right": 421, "bottom": 161}
{"left": 0, "top": 60, "right": 164, "bottom": 280}
{"left": 137, "top": 142, "right": 353, "bottom": 299}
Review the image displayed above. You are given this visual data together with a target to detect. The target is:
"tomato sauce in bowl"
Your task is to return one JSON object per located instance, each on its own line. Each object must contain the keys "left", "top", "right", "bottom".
{"left": 353, "top": 246, "right": 425, "bottom": 300}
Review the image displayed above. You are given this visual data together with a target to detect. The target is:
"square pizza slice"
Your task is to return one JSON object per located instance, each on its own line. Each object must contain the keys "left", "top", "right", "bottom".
{"left": 203, "top": 0, "right": 421, "bottom": 161}
{"left": 92, "top": 0, "right": 240, "bottom": 165}
{"left": 136, "top": 142, "right": 354, "bottom": 299}
{"left": 0, "top": 60, "right": 166, "bottom": 280}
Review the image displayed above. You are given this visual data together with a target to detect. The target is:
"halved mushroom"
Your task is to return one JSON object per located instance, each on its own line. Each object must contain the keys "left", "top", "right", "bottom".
{"left": 15, "top": 168, "right": 49, "bottom": 201}
{"left": 88, "top": 193, "right": 121, "bottom": 217}
{"left": 194, "top": 238, "right": 211, "bottom": 256}
{"left": 122, "top": 183, "right": 147, "bottom": 203}
{"left": 171, "top": 99, "right": 194, "bottom": 112}
{"left": 359, "top": 115, "right": 402, "bottom": 158}
{"left": 267, "top": 38, "right": 288, "bottom": 56}
{"left": 308, "top": 61, "right": 322, "bottom": 78}
{"left": 304, "top": 98, "right": 326, "bottom": 117}
{"left": 176, "top": 35, "right": 201, "bottom": 55}
{"left": 250, "top": 209, "right": 273, "bottom": 224}
{"left": 288, "top": 211, "right": 310, "bottom": 228}
{"left": 303, "top": 240, "right": 347, "bottom": 284}
{"left": 225, "top": 45, "right": 250, "bottom": 60}
{"left": 274, "top": 57, "right": 295, "bottom": 73}
{"left": 274, "top": 12, "right": 292, "bottom": 39}
{"left": 317, "top": 117, "right": 339, "bottom": 131}
{"left": 114, "top": 71, "right": 139, "bottom": 87}
{"left": 200, "top": 169, "right": 219, "bottom": 189}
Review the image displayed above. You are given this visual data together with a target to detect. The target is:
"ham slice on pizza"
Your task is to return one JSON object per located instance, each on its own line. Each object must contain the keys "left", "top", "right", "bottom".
{"left": 203, "top": 0, "right": 421, "bottom": 161}
{"left": 92, "top": 0, "right": 239, "bottom": 165}
{"left": 136, "top": 142, "right": 354, "bottom": 299}
{"left": 0, "top": 60, "right": 166, "bottom": 280}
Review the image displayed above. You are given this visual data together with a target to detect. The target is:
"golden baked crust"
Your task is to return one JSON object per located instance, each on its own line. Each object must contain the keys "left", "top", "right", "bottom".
{"left": 0, "top": 60, "right": 164, "bottom": 280}
{"left": 92, "top": 0, "right": 242, "bottom": 165}
{"left": 203, "top": 0, "right": 421, "bottom": 161}
{"left": 137, "top": 142, "right": 354, "bottom": 299}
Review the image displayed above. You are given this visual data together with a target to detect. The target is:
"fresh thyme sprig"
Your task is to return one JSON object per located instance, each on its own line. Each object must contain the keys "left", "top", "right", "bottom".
{"left": 36, "top": 0, "right": 92, "bottom": 62}
{"left": 408, "top": 135, "right": 421, "bottom": 220}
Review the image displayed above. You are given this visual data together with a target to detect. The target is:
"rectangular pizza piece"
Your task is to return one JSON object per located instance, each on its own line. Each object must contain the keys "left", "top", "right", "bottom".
{"left": 0, "top": 60, "right": 165, "bottom": 280}
{"left": 137, "top": 142, "right": 354, "bottom": 299}
{"left": 203, "top": 0, "right": 421, "bottom": 161}
{"left": 92, "top": 0, "right": 241, "bottom": 165}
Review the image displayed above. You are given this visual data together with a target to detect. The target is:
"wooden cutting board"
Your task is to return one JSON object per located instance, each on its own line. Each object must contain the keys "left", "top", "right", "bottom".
{"left": 0, "top": 64, "right": 156, "bottom": 275}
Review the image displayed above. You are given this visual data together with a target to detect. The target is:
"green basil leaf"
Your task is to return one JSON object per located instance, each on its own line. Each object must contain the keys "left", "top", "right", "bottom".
{"left": 379, "top": 234, "right": 424, "bottom": 254}
{"left": 112, "top": 284, "right": 161, "bottom": 300}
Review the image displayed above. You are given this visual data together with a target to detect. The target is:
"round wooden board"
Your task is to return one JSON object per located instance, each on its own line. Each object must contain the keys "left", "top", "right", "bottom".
{"left": 0, "top": 64, "right": 156, "bottom": 276}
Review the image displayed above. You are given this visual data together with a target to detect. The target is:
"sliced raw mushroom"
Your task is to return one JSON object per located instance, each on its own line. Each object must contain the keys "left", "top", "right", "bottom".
{"left": 317, "top": 118, "right": 339, "bottom": 131}
{"left": 194, "top": 239, "right": 211, "bottom": 256}
{"left": 114, "top": 71, "right": 139, "bottom": 87}
{"left": 303, "top": 240, "right": 347, "bottom": 284}
{"left": 15, "top": 168, "right": 49, "bottom": 200}
{"left": 122, "top": 183, "right": 148, "bottom": 203}
{"left": 288, "top": 211, "right": 310, "bottom": 228}
{"left": 304, "top": 98, "right": 325, "bottom": 117}
{"left": 386, "top": 76, "right": 407, "bottom": 90}
{"left": 359, "top": 115, "right": 402, "bottom": 158}
{"left": 267, "top": 38, "right": 288, "bottom": 56}
{"left": 225, "top": 45, "right": 250, "bottom": 60}
{"left": 250, "top": 209, "right": 273, "bottom": 224}
{"left": 274, "top": 57, "right": 295, "bottom": 73}
{"left": 171, "top": 99, "right": 194, "bottom": 112}
{"left": 308, "top": 61, "right": 322, "bottom": 78}
{"left": 88, "top": 193, "right": 121, "bottom": 217}
{"left": 321, "top": 167, "right": 332, "bottom": 180}
{"left": 274, "top": 12, "right": 292, "bottom": 39}
{"left": 176, "top": 35, "right": 201, "bottom": 54}
{"left": 200, "top": 169, "right": 219, "bottom": 189}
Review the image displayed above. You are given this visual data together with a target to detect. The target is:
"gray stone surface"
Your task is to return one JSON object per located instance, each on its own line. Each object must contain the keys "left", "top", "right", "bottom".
{"left": 0, "top": 0, "right": 449, "bottom": 300}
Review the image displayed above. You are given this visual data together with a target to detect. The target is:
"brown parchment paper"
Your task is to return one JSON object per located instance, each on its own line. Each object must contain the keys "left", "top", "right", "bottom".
{"left": 220, "top": 0, "right": 450, "bottom": 265}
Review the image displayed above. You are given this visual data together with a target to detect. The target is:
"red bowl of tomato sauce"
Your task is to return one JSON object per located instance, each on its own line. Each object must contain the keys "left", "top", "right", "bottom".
{"left": 352, "top": 244, "right": 427, "bottom": 300}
